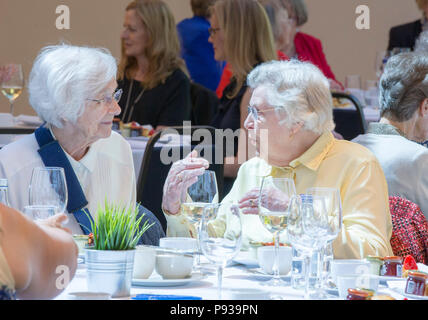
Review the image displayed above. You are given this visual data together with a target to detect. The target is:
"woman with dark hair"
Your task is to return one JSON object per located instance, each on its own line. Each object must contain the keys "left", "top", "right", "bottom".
{"left": 118, "top": 0, "right": 192, "bottom": 129}
{"left": 177, "top": 0, "right": 225, "bottom": 91}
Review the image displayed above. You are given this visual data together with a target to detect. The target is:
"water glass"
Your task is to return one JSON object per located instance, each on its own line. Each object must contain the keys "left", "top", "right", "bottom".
{"left": 24, "top": 205, "right": 56, "bottom": 221}
{"left": 0, "top": 64, "right": 24, "bottom": 116}
{"left": 199, "top": 202, "right": 242, "bottom": 299}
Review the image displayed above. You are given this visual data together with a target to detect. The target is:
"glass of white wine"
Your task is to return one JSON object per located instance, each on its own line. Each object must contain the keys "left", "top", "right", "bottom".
{"left": 180, "top": 170, "right": 218, "bottom": 269}
{"left": 258, "top": 176, "right": 296, "bottom": 289}
{"left": 0, "top": 64, "right": 24, "bottom": 117}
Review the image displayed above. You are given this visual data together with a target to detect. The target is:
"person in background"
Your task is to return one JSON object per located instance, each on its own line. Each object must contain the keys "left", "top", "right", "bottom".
{"left": 387, "top": 0, "right": 428, "bottom": 52}
{"left": 0, "top": 44, "right": 136, "bottom": 236}
{"left": 215, "top": 0, "right": 291, "bottom": 98}
{"left": 162, "top": 60, "right": 393, "bottom": 259}
{"left": 279, "top": 0, "right": 343, "bottom": 91}
{"left": 118, "top": 0, "right": 191, "bottom": 129}
{"left": 0, "top": 204, "right": 78, "bottom": 300}
{"left": 353, "top": 52, "right": 428, "bottom": 221}
{"left": 209, "top": 0, "right": 277, "bottom": 193}
{"left": 177, "top": 0, "right": 225, "bottom": 92}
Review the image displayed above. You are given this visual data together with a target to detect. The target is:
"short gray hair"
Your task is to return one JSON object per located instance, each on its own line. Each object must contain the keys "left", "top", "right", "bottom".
{"left": 379, "top": 52, "right": 428, "bottom": 122}
{"left": 415, "top": 30, "right": 428, "bottom": 53}
{"left": 280, "top": 0, "right": 308, "bottom": 26}
{"left": 247, "top": 59, "right": 335, "bottom": 134}
{"left": 28, "top": 44, "right": 117, "bottom": 128}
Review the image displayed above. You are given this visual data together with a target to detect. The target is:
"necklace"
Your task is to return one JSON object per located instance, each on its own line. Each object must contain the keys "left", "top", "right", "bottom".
{"left": 122, "top": 79, "right": 145, "bottom": 123}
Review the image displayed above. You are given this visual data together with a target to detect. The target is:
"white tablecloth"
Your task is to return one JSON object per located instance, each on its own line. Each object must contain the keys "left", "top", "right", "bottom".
{"left": 55, "top": 255, "right": 410, "bottom": 301}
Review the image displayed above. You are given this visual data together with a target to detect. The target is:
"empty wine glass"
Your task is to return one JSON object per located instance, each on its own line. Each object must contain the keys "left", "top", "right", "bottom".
{"left": 258, "top": 176, "right": 296, "bottom": 288}
{"left": 199, "top": 202, "right": 242, "bottom": 300}
{"left": 29, "top": 167, "right": 68, "bottom": 214}
{"left": 180, "top": 170, "right": 218, "bottom": 270}
{"left": 287, "top": 194, "right": 329, "bottom": 300}
{"left": 0, "top": 64, "right": 24, "bottom": 116}
{"left": 306, "top": 187, "right": 343, "bottom": 298}
{"left": 24, "top": 205, "right": 56, "bottom": 221}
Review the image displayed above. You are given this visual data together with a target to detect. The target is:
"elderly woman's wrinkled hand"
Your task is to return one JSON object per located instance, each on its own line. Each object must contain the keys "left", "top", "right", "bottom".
{"left": 37, "top": 213, "right": 72, "bottom": 234}
{"left": 162, "top": 150, "right": 209, "bottom": 215}
{"left": 239, "top": 186, "right": 290, "bottom": 215}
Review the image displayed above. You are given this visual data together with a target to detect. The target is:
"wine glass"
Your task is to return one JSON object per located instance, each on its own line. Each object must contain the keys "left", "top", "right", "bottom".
{"left": 29, "top": 167, "right": 68, "bottom": 214}
{"left": 287, "top": 194, "right": 330, "bottom": 300}
{"left": 305, "top": 187, "right": 343, "bottom": 299}
{"left": 0, "top": 64, "right": 24, "bottom": 117}
{"left": 180, "top": 170, "right": 218, "bottom": 269}
{"left": 258, "top": 176, "right": 296, "bottom": 288}
{"left": 24, "top": 205, "right": 56, "bottom": 221}
{"left": 198, "top": 202, "right": 242, "bottom": 300}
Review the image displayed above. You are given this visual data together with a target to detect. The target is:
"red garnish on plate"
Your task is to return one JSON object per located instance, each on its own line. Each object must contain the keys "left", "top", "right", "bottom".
{"left": 403, "top": 255, "right": 418, "bottom": 271}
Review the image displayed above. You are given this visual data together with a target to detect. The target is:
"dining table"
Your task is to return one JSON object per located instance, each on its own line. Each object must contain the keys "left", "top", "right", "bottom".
{"left": 54, "top": 251, "right": 416, "bottom": 301}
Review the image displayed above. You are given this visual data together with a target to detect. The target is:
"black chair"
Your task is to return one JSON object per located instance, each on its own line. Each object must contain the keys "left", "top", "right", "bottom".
{"left": 136, "top": 125, "right": 224, "bottom": 234}
{"left": 136, "top": 204, "right": 165, "bottom": 246}
{"left": 332, "top": 92, "right": 368, "bottom": 140}
{"left": 190, "top": 82, "right": 219, "bottom": 126}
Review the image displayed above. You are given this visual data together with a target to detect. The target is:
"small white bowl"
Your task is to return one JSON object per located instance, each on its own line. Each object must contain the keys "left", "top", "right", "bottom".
{"left": 133, "top": 246, "right": 156, "bottom": 279}
{"left": 68, "top": 292, "right": 111, "bottom": 300}
{"left": 331, "top": 259, "right": 371, "bottom": 283}
{"left": 159, "top": 237, "right": 198, "bottom": 252}
{"left": 257, "top": 246, "right": 292, "bottom": 275}
{"left": 337, "top": 274, "right": 379, "bottom": 299}
{"left": 155, "top": 253, "right": 194, "bottom": 279}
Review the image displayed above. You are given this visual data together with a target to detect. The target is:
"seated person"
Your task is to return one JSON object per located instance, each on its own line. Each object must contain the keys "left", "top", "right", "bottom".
{"left": 0, "top": 205, "right": 78, "bottom": 300}
{"left": 387, "top": 0, "right": 428, "bottom": 51}
{"left": 162, "top": 60, "right": 394, "bottom": 259}
{"left": 177, "top": 0, "right": 225, "bottom": 92}
{"left": 0, "top": 44, "right": 136, "bottom": 235}
{"left": 118, "top": 0, "right": 192, "bottom": 129}
{"left": 353, "top": 52, "right": 428, "bottom": 221}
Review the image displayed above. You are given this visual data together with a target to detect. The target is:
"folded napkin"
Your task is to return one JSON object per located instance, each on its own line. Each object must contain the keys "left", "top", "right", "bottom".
{"left": 132, "top": 294, "right": 202, "bottom": 300}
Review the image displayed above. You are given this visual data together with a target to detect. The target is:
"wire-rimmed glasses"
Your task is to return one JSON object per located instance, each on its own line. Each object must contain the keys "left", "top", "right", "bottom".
{"left": 87, "top": 88, "right": 123, "bottom": 105}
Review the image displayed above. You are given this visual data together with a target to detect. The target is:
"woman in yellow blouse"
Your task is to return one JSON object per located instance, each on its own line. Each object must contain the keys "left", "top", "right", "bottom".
{"left": 162, "top": 60, "right": 393, "bottom": 259}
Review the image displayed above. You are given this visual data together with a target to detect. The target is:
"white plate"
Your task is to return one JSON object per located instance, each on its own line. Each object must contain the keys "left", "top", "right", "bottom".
{"left": 132, "top": 273, "right": 205, "bottom": 287}
{"left": 394, "top": 288, "right": 428, "bottom": 300}
{"left": 247, "top": 267, "right": 291, "bottom": 280}
{"left": 377, "top": 275, "right": 406, "bottom": 284}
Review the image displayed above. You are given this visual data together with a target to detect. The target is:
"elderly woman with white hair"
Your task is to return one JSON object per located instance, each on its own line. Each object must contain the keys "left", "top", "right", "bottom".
{"left": 353, "top": 52, "right": 428, "bottom": 221}
{"left": 0, "top": 44, "right": 136, "bottom": 235}
{"left": 162, "top": 60, "right": 393, "bottom": 259}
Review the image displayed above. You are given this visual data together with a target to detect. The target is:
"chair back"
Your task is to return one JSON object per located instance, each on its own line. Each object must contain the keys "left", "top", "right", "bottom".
{"left": 332, "top": 92, "right": 368, "bottom": 140}
{"left": 136, "top": 126, "right": 224, "bottom": 233}
{"left": 388, "top": 196, "right": 428, "bottom": 264}
{"left": 190, "top": 82, "right": 219, "bottom": 126}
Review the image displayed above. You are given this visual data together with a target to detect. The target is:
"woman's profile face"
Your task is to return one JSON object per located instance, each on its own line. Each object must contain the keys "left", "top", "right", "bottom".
{"left": 208, "top": 13, "right": 226, "bottom": 61}
{"left": 74, "top": 78, "right": 121, "bottom": 144}
{"left": 121, "top": 9, "right": 149, "bottom": 58}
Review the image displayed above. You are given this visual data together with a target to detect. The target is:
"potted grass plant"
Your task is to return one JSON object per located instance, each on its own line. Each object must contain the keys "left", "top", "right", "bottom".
{"left": 84, "top": 201, "right": 153, "bottom": 298}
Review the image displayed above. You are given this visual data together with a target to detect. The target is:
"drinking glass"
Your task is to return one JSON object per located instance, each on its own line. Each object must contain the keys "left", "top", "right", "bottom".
{"left": 24, "top": 205, "right": 56, "bottom": 221}
{"left": 199, "top": 202, "right": 242, "bottom": 300}
{"left": 29, "top": 167, "right": 68, "bottom": 214}
{"left": 305, "top": 187, "right": 342, "bottom": 298}
{"left": 287, "top": 194, "right": 330, "bottom": 299}
{"left": 0, "top": 64, "right": 24, "bottom": 116}
{"left": 258, "top": 176, "right": 296, "bottom": 287}
{"left": 344, "top": 75, "right": 361, "bottom": 89}
{"left": 180, "top": 170, "right": 218, "bottom": 269}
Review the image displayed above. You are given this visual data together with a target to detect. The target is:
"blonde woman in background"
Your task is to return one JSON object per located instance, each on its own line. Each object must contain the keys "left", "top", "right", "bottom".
{"left": 209, "top": 0, "right": 277, "bottom": 193}
{"left": 118, "top": 0, "right": 192, "bottom": 129}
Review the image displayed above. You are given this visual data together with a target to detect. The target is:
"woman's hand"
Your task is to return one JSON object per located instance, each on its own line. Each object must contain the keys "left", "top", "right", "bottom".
{"left": 239, "top": 187, "right": 290, "bottom": 215}
{"left": 36, "top": 213, "right": 72, "bottom": 234}
{"left": 162, "top": 150, "right": 209, "bottom": 215}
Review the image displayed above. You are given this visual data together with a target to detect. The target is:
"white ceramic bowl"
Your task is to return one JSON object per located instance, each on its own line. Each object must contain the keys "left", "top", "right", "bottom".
{"left": 133, "top": 246, "right": 156, "bottom": 279}
{"left": 257, "top": 246, "right": 292, "bottom": 275}
{"left": 155, "top": 253, "right": 194, "bottom": 279}
{"left": 331, "top": 259, "right": 371, "bottom": 283}
{"left": 337, "top": 274, "right": 379, "bottom": 299}
{"left": 159, "top": 237, "right": 198, "bottom": 252}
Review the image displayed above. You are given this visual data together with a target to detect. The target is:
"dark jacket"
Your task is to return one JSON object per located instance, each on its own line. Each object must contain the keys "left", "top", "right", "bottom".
{"left": 387, "top": 19, "right": 422, "bottom": 51}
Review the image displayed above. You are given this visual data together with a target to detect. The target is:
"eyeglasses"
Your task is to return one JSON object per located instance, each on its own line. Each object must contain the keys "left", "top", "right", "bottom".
{"left": 208, "top": 27, "right": 221, "bottom": 37}
{"left": 87, "top": 88, "right": 123, "bottom": 105}
{"left": 247, "top": 105, "right": 277, "bottom": 121}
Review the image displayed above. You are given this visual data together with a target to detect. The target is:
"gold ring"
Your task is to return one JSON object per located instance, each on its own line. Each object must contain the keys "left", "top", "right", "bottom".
{"left": 250, "top": 199, "right": 255, "bottom": 207}
{"left": 177, "top": 175, "right": 182, "bottom": 183}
